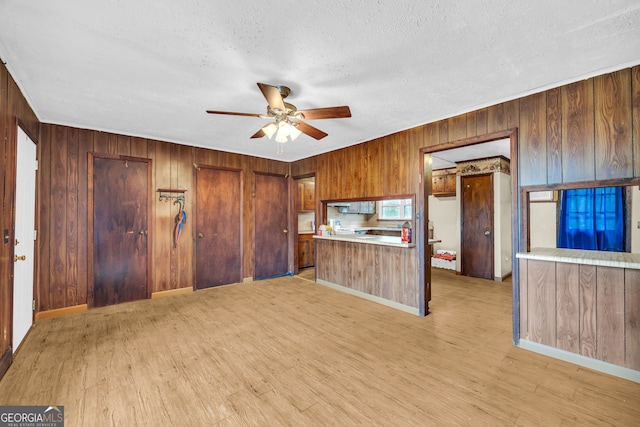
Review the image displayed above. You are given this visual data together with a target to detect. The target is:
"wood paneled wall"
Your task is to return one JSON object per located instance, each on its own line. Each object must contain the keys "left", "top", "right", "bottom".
{"left": 517, "top": 69, "right": 638, "bottom": 185}
{"left": 37, "top": 124, "right": 288, "bottom": 312}
{"left": 519, "top": 259, "right": 640, "bottom": 371}
{"left": 0, "top": 61, "right": 39, "bottom": 373}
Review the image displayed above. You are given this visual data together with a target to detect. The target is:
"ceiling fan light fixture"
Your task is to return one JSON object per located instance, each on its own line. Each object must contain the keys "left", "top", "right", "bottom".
{"left": 277, "top": 120, "right": 291, "bottom": 137}
{"left": 289, "top": 123, "right": 301, "bottom": 140}
{"left": 263, "top": 123, "right": 277, "bottom": 139}
{"left": 271, "top": 120, "right": 301, "bottom": 143}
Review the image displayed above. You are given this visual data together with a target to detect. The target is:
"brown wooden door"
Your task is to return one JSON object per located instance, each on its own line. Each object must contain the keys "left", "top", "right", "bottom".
{"left": 461, "top": 174, "right": 494, "bottom": 280}
{"left": 92, "top": 156, "right": 149, "bottom": 307}
{"left": 195, "top": 167, "right": 242, "bottom": 289}
{"left": 254, "top": 174, "right": 289, "bottom": 279}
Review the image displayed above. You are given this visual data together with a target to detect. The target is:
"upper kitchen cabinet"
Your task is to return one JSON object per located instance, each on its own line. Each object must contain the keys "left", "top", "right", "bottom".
{"left": 298, "top": 180, "right": 315, "bottom": 212}
{"left": 346, "top": 201, "right": 376, "bottom": 214}
{"left": 347, "top": 202, "right": 360, "bottom": 214}
{"left": 359, "top": 201, "right": 376, "bottom": 214}
{"left": 432, "top": 168, "right": 457, "bottom": 197}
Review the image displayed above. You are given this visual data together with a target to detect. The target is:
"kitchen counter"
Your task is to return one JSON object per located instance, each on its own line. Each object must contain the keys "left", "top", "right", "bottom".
{"left": 314, "top": 233, "right": 440, "bottom": 248}
{"left": 314, "top": 233, "right": 413, "bottom": 248}
{"left": 353, "top": 226, "right": 402, "bottom": 233}
{"left": 298, "top": 230, "right": 316, "bottom": 235}
{"left": 516, "top": 247, "right": 640, "bottom": 269}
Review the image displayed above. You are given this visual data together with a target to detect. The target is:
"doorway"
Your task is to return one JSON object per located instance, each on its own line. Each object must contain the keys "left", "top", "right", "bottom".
{"left": 420, "top": 130, "right": 519, "bottom": 340}
{"left": 254, "top": 173, "right": 289, "bottom": 279}
{"left": 425, "top": 139, "right": 512, "bottom": 281}
{"left": 295, "top": 176, "right": 316, "bottom": 272}
{"left": 89, "top": 155, "right": 150, "bottom": 308}
{"left": 13, "top": 126, "right": 37, "bottom": 353}
{"left": 194, "top": 166, "right": 242, "bottom": 289}
{"left": 461, "top": 173, "right": 494, "bottom": 280}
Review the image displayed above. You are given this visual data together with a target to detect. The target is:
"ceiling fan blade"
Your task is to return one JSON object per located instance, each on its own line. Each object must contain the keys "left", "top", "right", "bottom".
{"left": 250, "top": 128, "right": 266, "bottom": 139}
{"left": 293, "top": 120, "right": 328, "bottom": 140}
{"left": 257, "top": 83, "right": 286, "bottom": 112}
{"left": 206, "top": 110, "right": 262, "bottom": 117}
{"left": 298, "top": 106, "right": 351, "bottom": 120}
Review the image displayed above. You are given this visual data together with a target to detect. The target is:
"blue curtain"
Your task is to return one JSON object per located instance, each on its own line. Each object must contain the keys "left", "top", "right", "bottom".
{"left": 557, "top": 187, "right": 624, "bottom": 252}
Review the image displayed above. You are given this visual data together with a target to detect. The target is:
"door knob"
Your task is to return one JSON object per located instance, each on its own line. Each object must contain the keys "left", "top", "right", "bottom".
{"left": 283, "top": 229, "right": 289, "bottom": 234}
{"left": 484, "top": 230, "right": 491, "bottom": 236}
{"left": 14, "top": 255, "right": 26, "bottom": 262}
{"left": 198, "top": 232, "right": 204, "bottom": 238}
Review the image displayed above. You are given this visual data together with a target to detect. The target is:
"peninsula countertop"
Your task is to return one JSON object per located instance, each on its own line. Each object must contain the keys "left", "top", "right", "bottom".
{"left": 313, "top": 233, "right": 440, "bottom": 248}
{"left": 516, "top": 247, "right": 640, "bottom": 269}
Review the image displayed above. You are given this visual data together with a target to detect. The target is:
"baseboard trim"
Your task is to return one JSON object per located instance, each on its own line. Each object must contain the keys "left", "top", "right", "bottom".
{"left": 315, "top": 279, "right": 420, "bottom": 316}
{"left": 35, "top": 304, "right": 88, "bottom": 322}
{"left": 494, "top": 272, "right": 512, "bottom": 282}
{"left": 12, "top": 326, "right": 35, "bottom": 358}
{"left": 151, "top": 287, "right": 193, "bottom": 299}
{"left": 0, "top": 348, "right": 12, "bottom": 380}
{"left": 518, "top": 339, "right": 640, "bottom": 384}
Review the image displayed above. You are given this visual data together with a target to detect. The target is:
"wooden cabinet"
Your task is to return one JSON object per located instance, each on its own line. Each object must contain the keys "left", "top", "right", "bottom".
{"left": 359, "top": 201, "right": 376, "bottom": 214}
{"left": 346, "top": 201, "right": 376, "bottom": 214}
{"left": 298, "top": 181, "right": 315, "bottom": 212}
{"left": 298, "top": 234, "right": 315, "bottom": 268}
{"left": 432, "top": 168, "right": 457, "bottom": 197}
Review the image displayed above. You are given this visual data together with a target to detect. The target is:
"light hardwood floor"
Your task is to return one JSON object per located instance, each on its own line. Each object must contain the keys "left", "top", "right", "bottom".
{"left": 1, "top": 269, "right": 639, "bottom": 426}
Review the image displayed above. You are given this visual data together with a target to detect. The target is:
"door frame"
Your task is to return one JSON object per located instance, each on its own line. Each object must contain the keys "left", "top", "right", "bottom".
{"left": 11, "top": 119, "right": 39, "bottom": 354}
{"left": 419, "top": 128, "right": 520, "bottom": 343}
{"left": 87, "top": 153, "right": 153, "bottom": 308}
{"left": 460, "top": 172, "right": 495, "bottom": 280}
{"left": 192, "top": 164, "right": 244, "bottom": 289}
{"left": 291, "top": 173, "right": 315, "bottom": 275}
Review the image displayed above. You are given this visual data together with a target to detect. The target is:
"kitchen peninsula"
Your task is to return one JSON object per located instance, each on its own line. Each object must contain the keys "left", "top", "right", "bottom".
{"left": 315, "top": 197, "right": 438, "bottom": 315}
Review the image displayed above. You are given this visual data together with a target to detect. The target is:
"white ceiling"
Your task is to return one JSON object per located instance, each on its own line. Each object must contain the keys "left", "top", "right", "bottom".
{"left": 0, "top": 1, "right": 639, "bottom": 162}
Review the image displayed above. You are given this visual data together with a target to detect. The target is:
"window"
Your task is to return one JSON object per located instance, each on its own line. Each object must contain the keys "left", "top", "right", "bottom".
{"left": 557, "top": 187, "right": 624, "bottom": 252}
{"left": 378, "top": 199, "right": 412, "bottom": 220}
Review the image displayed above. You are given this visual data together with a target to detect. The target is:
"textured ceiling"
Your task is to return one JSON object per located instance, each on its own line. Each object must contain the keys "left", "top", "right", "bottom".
{"left": 0, "top": 1, "right": 639, "bottom": 161}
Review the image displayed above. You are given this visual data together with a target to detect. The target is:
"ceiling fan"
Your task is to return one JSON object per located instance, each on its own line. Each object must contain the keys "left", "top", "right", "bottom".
{"left": 206, "top": 83, "right": 351, "bottom": 143}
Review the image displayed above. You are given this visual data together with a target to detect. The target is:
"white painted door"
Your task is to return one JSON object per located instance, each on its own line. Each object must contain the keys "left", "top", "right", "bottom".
{"left": 13, "top": 127, "right": 37, "bottom": 353}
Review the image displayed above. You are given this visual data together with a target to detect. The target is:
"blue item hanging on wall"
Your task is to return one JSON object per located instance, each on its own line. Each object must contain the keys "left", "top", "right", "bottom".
{"left": 174, "top": 205, "right": 186, "bottom": 247}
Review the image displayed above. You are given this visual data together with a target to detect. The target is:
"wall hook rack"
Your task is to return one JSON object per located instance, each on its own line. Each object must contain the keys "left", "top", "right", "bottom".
{"left": 157, "top": 188, "right": 186, "bottom": 206}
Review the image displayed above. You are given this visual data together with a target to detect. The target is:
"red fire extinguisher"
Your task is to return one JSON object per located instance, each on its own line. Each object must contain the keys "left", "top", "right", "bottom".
{"left": 401, "top": 221, "right": 412, "bottom": 243}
